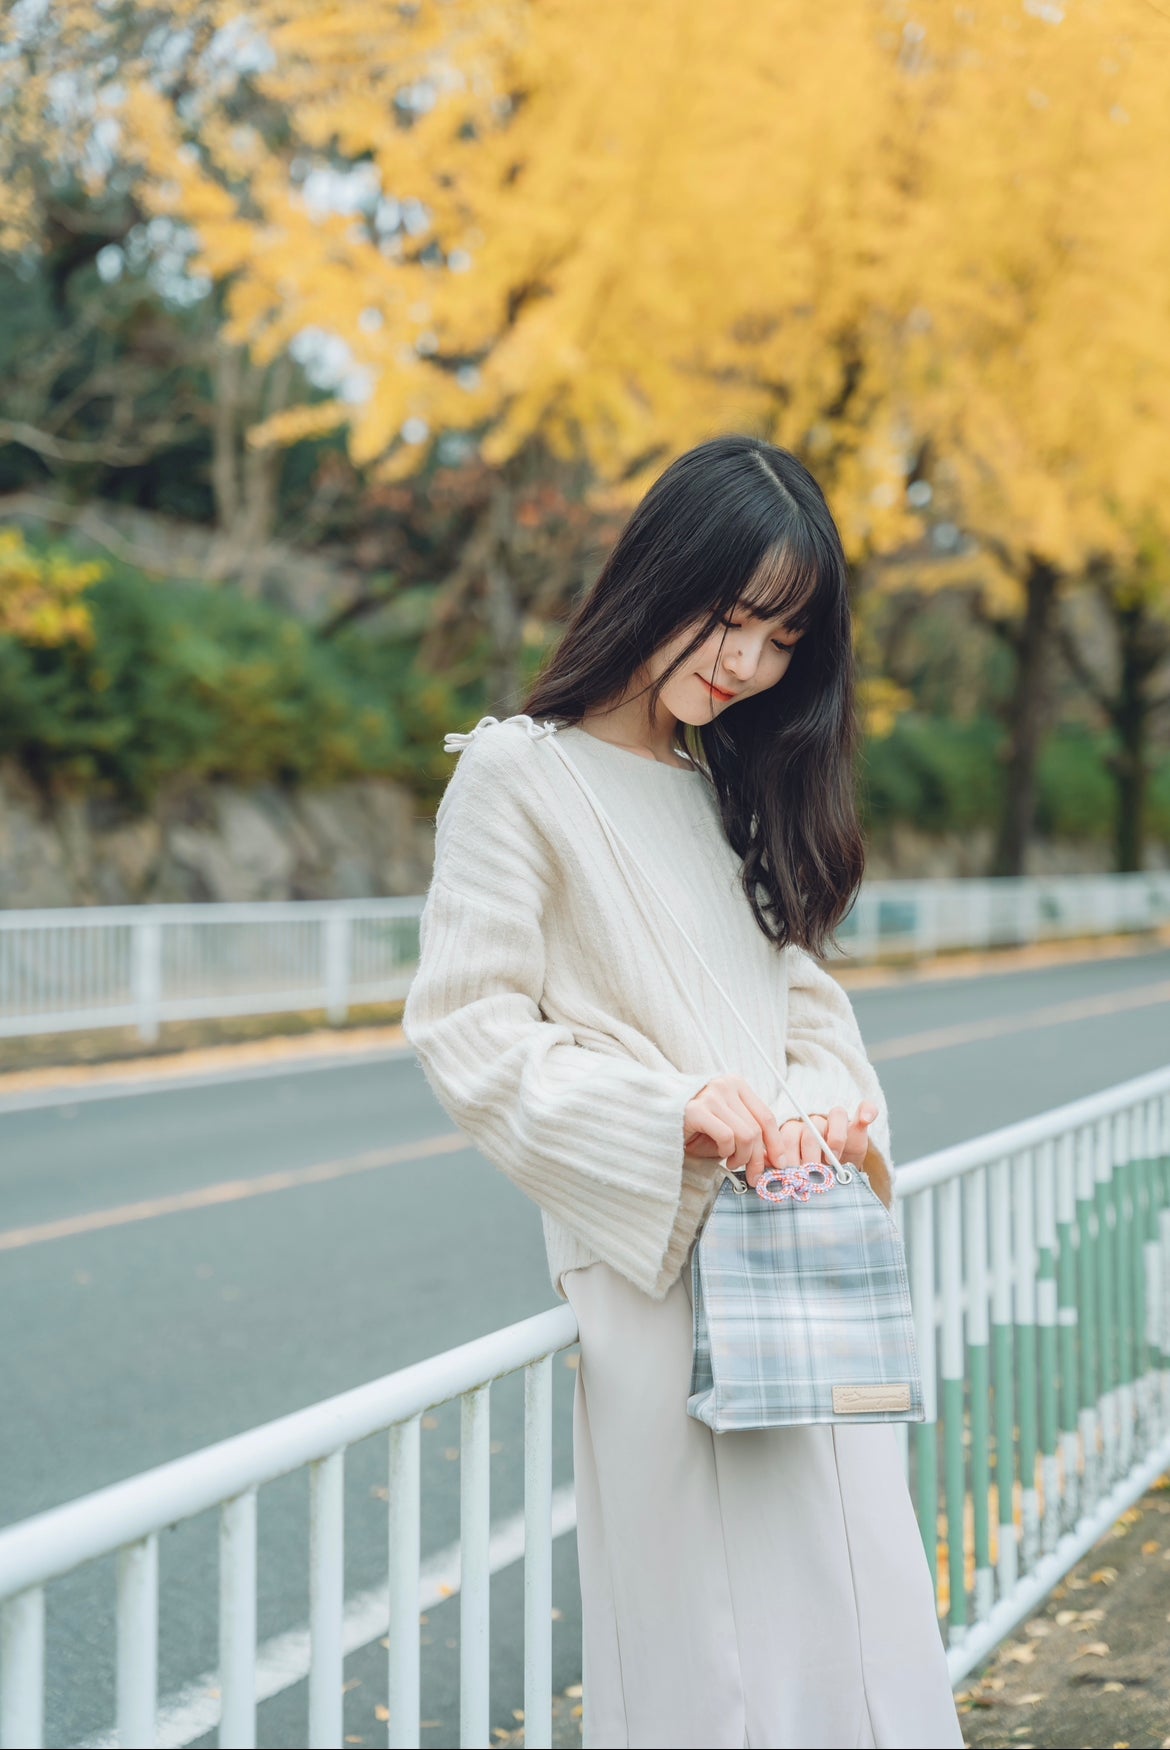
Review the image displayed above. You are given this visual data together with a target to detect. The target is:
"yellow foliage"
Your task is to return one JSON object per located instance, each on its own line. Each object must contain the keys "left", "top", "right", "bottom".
{"left": 0, "top": 531, "right": 103, "bottom": 647}
{"left": 5, "top": 0, "right": 1170, "bottom": 592}
{"left": 858, "top": 676, "right": 913, "bottom": 740}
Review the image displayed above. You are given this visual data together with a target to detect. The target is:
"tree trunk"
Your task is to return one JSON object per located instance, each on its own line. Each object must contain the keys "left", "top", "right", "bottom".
{"left": 991, "top": 558, "right": 1060, "bottom": 876}
{"left": 481, "top": 482, "right": 525, "bottom": 714}
{"left": 1112, "top": 601, "right": 1150, "bottom": 873}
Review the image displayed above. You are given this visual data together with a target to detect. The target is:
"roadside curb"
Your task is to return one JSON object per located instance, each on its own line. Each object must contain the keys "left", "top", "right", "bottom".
{"left": 0, "top": 1027, "right": 413, "bottom": 1115}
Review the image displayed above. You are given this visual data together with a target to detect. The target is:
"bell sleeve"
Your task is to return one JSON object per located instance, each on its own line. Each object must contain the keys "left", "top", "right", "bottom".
{"left": 402, "top": 730, "right": 712, "bottom": 1297}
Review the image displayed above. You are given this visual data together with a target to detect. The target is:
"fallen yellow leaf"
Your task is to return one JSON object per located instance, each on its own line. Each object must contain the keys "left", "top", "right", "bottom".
{"left": 1090, "top": 1568, "right": 1118, "bottom": 1585}
{"left": 571, "top": 1705, "right": 584, "bottom": 1719}
{"left": 1102, "top": 1683, "right": 1124, "bottom": 1694}
{"left": 375, "top": 1705, "right": 390, "bottom": 1722}
{"left": 1054, "top": 1610, "right": 1079, "bottom": 1626}
{"left": 1073, "top": 1642, "right": 1110, "bottom": 1658}
{"left": 1142, "top": 1540, "right": 1161, "bottom": 1554}
{"left": 513, "top": 1710, "right": 525, "bottom": 1721}
{"left": 564, "top": 1683, "right": 584, "bottom": 1698}
{"left": 1001, "top": 1642, "right": 1037, "bottom": 1664}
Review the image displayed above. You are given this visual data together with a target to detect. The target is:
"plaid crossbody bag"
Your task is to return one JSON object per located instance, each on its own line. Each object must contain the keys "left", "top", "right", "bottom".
{"left": 527, "top": 721, "right": 925, "bottom": 1433}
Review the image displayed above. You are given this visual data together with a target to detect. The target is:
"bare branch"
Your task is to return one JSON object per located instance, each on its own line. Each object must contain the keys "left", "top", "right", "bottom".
{"left": 0, "top": 417, "right": 198, "bottom": 466}
{"left": 1055, "top": 619, "right": 1114, "bottom": 716}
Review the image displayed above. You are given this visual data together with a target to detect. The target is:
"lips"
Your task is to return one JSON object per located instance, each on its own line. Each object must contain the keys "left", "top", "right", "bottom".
{"left": 698, "top": 675, "right": 736, "bottom": 703}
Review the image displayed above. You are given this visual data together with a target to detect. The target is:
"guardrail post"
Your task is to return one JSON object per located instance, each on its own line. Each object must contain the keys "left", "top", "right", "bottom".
{"left": 990, "top": 1158, "right": 1018, "bottom": 1598}
{"left": 1014, "top": 1156, "right": 1040, "bottom": 1571}
{"left": 388, "top": 1418, "right": 421, "bottom": 1750}
{"left": 964, "top": 1169, "right": 994, "bottom": 1624}
{"left": 524, "top": 1357, "right": 554, "bottom": 1749}
{"left": 1055, "top": 1132, "right": 1081, "bottom": 1529}
{"left": 117, "top": 1534, "right": 159, "bottom": 1749}
{"left": 909, "top": 1193, "right": 939, "bottom": 1592}
{"left": 309, "top": 1453, "right": 345, "bottom": 1749}
{"left": 131, "top": 917, "right": 163, "bottom": 1044}
{"left": 324, "top": 913, "right": 352, "bottom": 1026}
{"left": 1, "top": 1588, "right": 44, "bottom": 1750}
{"left": 219, "top": 1490, "right": 257, "bottom": 1749}
{"left": 460, "top": 1386, "right": 492, "bottom": 1749}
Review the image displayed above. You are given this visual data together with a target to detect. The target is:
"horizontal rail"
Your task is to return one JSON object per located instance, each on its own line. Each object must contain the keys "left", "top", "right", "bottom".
{"left": 0, "top": 1305, "right": 578, "bottom": 1603}
{"left": 1, "top": 872, "right": 1168, "bottom": 1044}
{"left": 899, "top": 1062, "right": 1170, "bottom": 1195}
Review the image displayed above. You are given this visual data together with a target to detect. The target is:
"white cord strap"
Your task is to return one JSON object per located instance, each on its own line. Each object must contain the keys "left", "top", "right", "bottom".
{"left": 537, "top": 730, "right": 854, "bottom": 1182}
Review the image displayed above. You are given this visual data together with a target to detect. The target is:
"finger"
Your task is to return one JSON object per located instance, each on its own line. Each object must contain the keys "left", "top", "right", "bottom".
{"left": 743, "top": 1135, "right": 770, "bottom": 1188}
{"left": 798, "top": 1121, "right": 823, "bottom": 1166}
{"left": 823, "top": 1106, "right": 849, "bottom": 1159}
{"left": 777, "top": 1118, "right": 804, "bottom": 1167}
{"left": 715, "top": 1097, "right": 764, "bottom": 1172}
{"left": 685, "top": 1099, "right": 739, "bottom": 1162}
{"left": 739, "top": 1086, "right": 785, "bottom": 1168}
{"left": 842, "top": 1110, "right": 875, "bottom": 1167}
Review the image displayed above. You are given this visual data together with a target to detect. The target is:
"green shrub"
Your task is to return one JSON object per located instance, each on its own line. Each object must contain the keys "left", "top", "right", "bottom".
{"left": 860, "top": 715, "right": 1002, "bottom": 836}
{"left": 0, "top": 559, "right": 468, "bottom": 804}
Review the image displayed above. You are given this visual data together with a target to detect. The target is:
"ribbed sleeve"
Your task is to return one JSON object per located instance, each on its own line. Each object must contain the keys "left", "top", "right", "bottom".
{"left": 775, "top": 946, "right": 894, "bottom": 1174}
{"left": 402, "top": 731, "right": 713, "bottom": 1299}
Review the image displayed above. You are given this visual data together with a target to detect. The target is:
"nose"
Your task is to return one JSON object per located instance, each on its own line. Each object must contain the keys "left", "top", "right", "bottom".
{"left": 722, "top": 639, "right": 761, "bottom": 683}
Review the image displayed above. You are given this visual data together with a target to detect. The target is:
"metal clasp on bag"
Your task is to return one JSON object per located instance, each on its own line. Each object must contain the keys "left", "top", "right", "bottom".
{"left": 720, "top": 1163, "right": 751, "bottom": 1195}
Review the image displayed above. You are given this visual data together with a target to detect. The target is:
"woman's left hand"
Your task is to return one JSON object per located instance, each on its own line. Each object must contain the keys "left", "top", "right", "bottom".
{"left": 773, "top": 1103, "right": 878, "bottom": 1174}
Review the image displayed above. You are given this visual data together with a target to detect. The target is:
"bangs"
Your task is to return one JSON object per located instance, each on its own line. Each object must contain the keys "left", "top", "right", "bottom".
{"left": 734, "top": 535, "right": 827, "bottom": 633}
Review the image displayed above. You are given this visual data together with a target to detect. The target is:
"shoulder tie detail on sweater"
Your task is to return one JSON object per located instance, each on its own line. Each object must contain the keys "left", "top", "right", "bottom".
{"left": 443, "top": 713, "right": 559, "bottom": 753}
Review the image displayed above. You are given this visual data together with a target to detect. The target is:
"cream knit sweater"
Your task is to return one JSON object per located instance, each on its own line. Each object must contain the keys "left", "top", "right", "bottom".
{"left": 402, "top": 716, "right": 892, "bottom": 1302}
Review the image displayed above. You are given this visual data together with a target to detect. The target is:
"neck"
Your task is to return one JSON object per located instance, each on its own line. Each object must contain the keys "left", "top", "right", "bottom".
{"left": 579, "top": 688, "right": 683, "bottom": 765}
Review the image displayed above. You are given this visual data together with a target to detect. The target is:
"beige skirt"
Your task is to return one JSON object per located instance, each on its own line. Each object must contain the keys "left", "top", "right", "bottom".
{"left": 562, "top": 1258, "right": 963, "bottom": 1750}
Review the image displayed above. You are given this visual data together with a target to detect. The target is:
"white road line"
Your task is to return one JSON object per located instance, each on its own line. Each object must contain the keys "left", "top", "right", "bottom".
{"left": 869, "top": 976, "right": 1170, "bottom": 1063}
{"left": 0, "top": 1131, "right": 469, "bottom": 1252}
{"left": 73, "top": 1483, "right": 579, "bottom": 1749}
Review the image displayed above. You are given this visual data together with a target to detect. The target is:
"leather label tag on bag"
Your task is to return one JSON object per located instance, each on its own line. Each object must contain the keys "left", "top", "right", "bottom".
{"left": 832, "top": 1384, "right": 912, "bottom": 1414}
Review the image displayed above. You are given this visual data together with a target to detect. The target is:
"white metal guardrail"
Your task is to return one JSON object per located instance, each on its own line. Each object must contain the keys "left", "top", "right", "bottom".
{"left": 0, "top": 900, "right": 421, "bottom": 1043}
{"left": 2, "top": 1067, "right": 1170, "bottom": 1745}
{"left": 0, "top": 1305, "right": 580, "bottom": 1750}
{"left": 898, "top": 1064, "right": 1170, "bottom": 1683}
{"left": 835, "top": 870, "right": 1170, "bottom": 960}
{"left": 0, "top": 873, "right": 1168, "bottom": 1045}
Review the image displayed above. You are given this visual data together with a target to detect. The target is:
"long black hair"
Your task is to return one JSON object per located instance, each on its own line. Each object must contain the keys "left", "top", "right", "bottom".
{"left": 522, "top": 435, "right": 864, "bottom": 956}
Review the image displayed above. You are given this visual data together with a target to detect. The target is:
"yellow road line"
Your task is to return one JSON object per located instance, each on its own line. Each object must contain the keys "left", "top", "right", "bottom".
{"left": 0, "top": 1130, "right": 468, "bottom": 1254}
{"left": 869, "top": 977, "right": 1170, "bottom": 1063}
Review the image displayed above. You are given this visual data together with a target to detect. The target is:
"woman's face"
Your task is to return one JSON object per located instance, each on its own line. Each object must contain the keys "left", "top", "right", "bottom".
{"left": 649, "top": 602, "right": 804, "bottom": 725}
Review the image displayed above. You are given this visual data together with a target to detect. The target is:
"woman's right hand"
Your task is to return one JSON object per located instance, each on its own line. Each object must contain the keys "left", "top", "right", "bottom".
{"left": 683, "top": 1075, "right": 784, "bottom": 1184}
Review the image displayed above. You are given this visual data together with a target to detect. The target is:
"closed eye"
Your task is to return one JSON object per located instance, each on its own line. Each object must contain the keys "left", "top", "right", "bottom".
{"left": 719, "top": 617, "right": 798, "bottom": 654}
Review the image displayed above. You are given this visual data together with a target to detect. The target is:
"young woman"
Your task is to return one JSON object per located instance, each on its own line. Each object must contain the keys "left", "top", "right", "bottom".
{"left": 403, "top": 436, "right": 962, "bottom": 1749}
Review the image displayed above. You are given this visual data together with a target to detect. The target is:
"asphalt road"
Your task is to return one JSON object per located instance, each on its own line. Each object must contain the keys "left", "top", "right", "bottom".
{"left": 3, "top": 947, "right": 1170, "bottom": 1748}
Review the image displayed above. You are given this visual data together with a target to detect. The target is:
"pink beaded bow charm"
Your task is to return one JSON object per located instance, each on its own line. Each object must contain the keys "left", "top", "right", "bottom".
{"left": 756, "top": 1162, "right": 837, "bottom": 1203}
